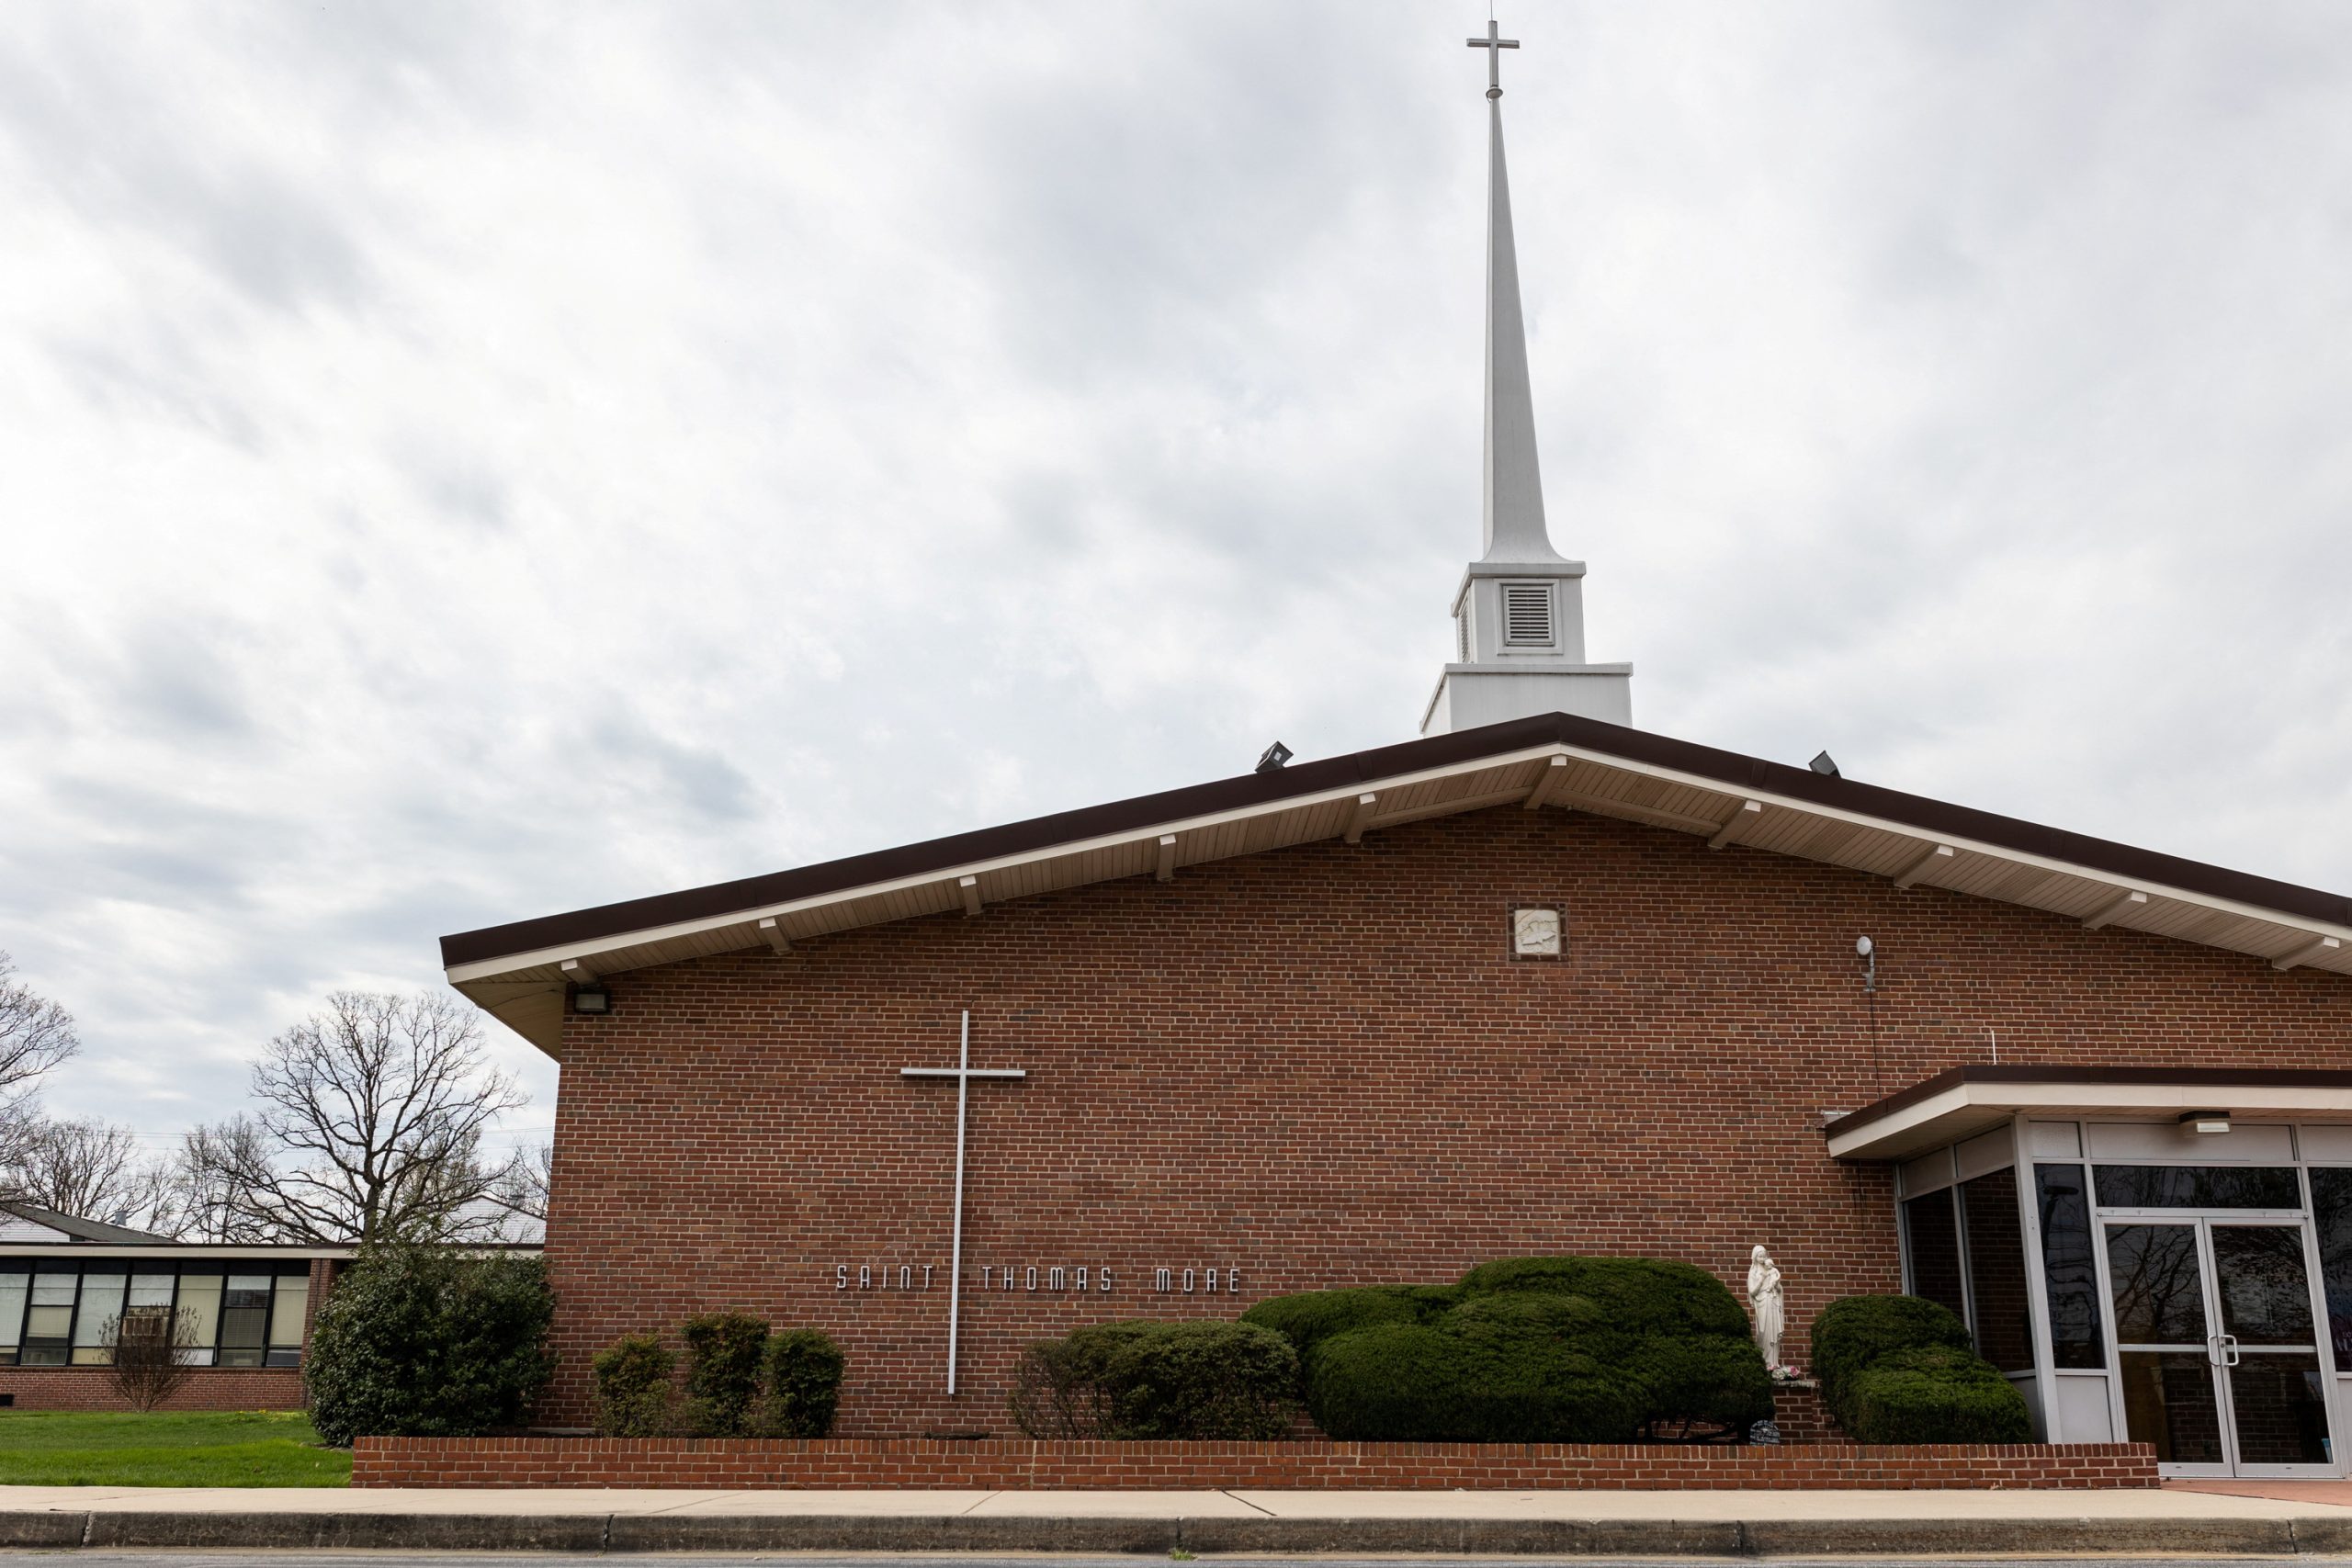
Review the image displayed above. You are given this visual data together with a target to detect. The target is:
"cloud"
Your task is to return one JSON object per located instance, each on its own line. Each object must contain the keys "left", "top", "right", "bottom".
{"left": 1, "top": 0, "right": 2349, "bottom": 1148}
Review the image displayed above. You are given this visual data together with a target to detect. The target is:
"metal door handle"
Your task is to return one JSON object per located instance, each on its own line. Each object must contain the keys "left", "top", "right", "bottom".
{"left": 2221, "top": 1334, "right": 2242, "bottom": 1367}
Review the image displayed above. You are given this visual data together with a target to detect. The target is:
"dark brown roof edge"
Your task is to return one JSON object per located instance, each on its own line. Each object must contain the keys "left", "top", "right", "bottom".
{"left": 0, "top": 1240, "right": 548, "bottom": 1254}
{"left": 1822, "top": 1064, "right": 2352, "bottom": 1140}
{"left": 0, "top": 1201, "right": 167, "bottom": 1245}
{"left": 441, "top": 711, "right": 2352, "bottom": 969}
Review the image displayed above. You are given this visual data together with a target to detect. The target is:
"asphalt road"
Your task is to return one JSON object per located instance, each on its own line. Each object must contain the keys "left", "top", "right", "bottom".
{"left": 7, "top": 1556, "right": 2350, "bottom": 1568}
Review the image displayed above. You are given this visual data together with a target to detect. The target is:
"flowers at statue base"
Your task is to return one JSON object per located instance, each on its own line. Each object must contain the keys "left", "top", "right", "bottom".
{"left": 1767, "top": 1363, "right": 1807, "bottom": 1384}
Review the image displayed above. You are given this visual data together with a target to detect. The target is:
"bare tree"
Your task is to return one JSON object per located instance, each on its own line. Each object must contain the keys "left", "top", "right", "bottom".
{"left": 106, "top": 1306, "right": 200, "bottom": 1411}
{"left": 491, "top": 1140, "right": 554, "bottom": 1237}
{"left": 0, "top": 953, "right": 77, "bottom": 1100}
{"left": 152, "top": 1120, "right": 279, "bottom": 1244}
{"left": 0, "top": 953, "right": 78, "bottom": 1172}
{"left": 186, "top": 991, "right": 527, "bottom": 1244}
{"left": 1, "top": 1118, "right": 166, "bottom": 1230}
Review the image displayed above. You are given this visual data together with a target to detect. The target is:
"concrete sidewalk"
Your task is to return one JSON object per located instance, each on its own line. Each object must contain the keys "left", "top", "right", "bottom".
{"left": 5, "top": 1482, "right": 2352, "bottom": 1555}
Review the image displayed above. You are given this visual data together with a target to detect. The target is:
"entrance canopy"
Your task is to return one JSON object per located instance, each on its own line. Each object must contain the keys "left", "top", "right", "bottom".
{"left": 1826, "top": 1066, "right": 2352, "bottom": 1162}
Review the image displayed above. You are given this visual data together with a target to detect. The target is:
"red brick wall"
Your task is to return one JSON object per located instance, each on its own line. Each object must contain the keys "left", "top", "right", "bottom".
{"left": 1769, "top": 1382, "right": 1840, "bottom": 1444}
{"left": 0, "top": 1365, "right": 304, "bottom": 1412}
{"left": 0, "top": 1259, "right": 334, "bottom": 1413}
{"left": 540, "top": 807, "right": 2352, "bottom": 1435}
{"left": 351, "top": 1436, "right": 2157, "bottom": 1490}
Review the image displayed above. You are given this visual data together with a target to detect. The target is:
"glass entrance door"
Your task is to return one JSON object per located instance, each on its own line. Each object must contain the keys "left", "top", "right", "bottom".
{"left": 2104, "top": 1220, "right": 2335, "bottom": 1475}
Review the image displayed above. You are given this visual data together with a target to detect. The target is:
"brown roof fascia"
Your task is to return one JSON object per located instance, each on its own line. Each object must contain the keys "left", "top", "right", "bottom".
{"left": 1822, "top": 1063, "right": 2352, "bottom": 1141}
{"left": 441, "top": 712, "right": 2352, "bottom": 971}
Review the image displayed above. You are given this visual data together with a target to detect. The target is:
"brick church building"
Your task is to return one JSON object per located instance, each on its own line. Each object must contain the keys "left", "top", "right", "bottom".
{"left": 442, "top": 41, "right": 2352, "bottom": 1480}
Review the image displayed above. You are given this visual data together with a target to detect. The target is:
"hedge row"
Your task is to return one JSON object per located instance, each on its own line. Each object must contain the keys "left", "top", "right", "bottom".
{"left": 1242, "top": 1256, "right": 1773, "bottom": 1443}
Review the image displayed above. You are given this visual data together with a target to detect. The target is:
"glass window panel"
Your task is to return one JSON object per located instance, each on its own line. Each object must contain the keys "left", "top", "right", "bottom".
{"left": 2211, "top": 1225, "right": 2317, "bottom": 1346}
{"left": 1961, "top": 1166, "right": 2035, "bottom": 1371}
{"left": 21, "top": 1270, "right": 74, "bottom": 1367}
{"left": 176, "top": 1274, "right": 221, "bottom": 1366}
{"left": 72, "top": 1271, "right": 125, "bottom": 1365}
{"left": 2106, "top": 1224, "right": 2211, "bottom": 1344}
{"left": 2308, "top": 1168, "right": 2352, "bottom": 1361}
{"left": 2094, "top": 1165, "right": 2301, "bottom": 1209}
{"left": 2229, "top": 1353, "right": 2334, "bottom": 1466}
{"left": 0, "top": 1271, "right": 27, "bottom": 1353}
{"left": 2031, "top": 1166, "right": 2107, "bottom": 1372}
{"left": 219, "top": 1315, "right": 266, "bottom": 1365}
{"left": 220, "top": 1274, "right": 271, "bottom": 1367}
{"left": 127, "top": 1273, "right": 175, "bottom": 1309}
{"left": 1903, "top": 1190, "right": 1967, "bottom": 1320}
{"left": 2118, "top": 1350, "right": 2225, "bottom": 1464}
{"left": 269, "top": 1275, "right": 308, "bottom": 1348}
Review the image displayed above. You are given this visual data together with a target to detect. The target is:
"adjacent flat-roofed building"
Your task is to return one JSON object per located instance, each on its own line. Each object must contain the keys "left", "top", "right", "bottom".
{"left": 0, "top": 1202, "right": 344, "bottom": 1410}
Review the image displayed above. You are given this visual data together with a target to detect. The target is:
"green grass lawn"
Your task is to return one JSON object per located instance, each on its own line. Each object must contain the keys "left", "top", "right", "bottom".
{"left": 0, "top": 1410, "right": 350, "bottom": 1487}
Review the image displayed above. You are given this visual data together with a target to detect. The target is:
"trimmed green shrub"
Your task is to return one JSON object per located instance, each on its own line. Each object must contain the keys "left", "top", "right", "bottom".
{"left": 1250, "top": 1255, "right": 1771, "bottom": 1444}
{"left": 679, "top": 1312, "right": 771, "bottom": 1437}
{"left": 1008, "top": 1322, "right": 1140, "bottom": 1438}
{"left": 303, "top": 1245, "right": 556, "bottom": 1446}
{"left": 1008, "top": 1321, "right": 1298, "bottom": 1439}
{"left": 1240, "top": 1285, "right": 1459, "bottom": 1359}
{"left": 1617, "top": 1332, "right": 1778, "bottom": 1438}
{"left": 1812, "top": 1294, "right": 2030, "bottom": 1443}
{"left": 593, "top": 1333, "right": 676, "bottom": 1438}
{"left": 1102, "top": 1321, "right": 1298, "bottom": 1439}
{"left": 1810, "top": 1294, "right": 1974, "bottom": 1433}
{"left": 1306, "top": 1320, "right": 1639, "bottom": 1442}
{"left": 1463, "top": 1257, "right": 1752, "bottom": 1337}
{"left": 759, "top": 1328, "right": 846, "bottom": 1438}
{"left": 1847, "top": 1346, "right": 2033, "bottom": 1444}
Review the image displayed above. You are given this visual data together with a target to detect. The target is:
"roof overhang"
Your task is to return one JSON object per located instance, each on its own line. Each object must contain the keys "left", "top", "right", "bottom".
{"left": 440, "top": 713, "right": 2352, "bottom": 1058}
{"left": 1824, "top": 1066, "right": 2352, "bottom": 1161}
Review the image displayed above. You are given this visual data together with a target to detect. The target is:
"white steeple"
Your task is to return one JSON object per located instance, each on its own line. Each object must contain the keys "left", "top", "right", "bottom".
{"left": 1422, "top": 22, "right": 1633, "bottom": 738}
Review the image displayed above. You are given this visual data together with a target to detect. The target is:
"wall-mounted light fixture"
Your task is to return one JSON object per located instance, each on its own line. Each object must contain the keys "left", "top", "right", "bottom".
{"left": 568, "top": 982, "right": 612, "bottom": 1015}
{"left": 2177, "top": 1109, "right": 2232, "bottom": 1135}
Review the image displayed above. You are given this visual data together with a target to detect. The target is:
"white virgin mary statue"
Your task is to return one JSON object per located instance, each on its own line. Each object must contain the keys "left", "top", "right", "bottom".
{"left": 1747, "top": 1245, "right": 1785, "bottom": 1369}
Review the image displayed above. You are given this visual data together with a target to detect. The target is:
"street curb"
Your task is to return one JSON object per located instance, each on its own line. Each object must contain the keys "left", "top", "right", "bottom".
{"left": 6, "top": 1507, "right": 2352, "bottom": 1555}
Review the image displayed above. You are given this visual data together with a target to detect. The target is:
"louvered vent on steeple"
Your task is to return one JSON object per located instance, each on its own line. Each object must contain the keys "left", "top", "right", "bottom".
{"left": 1501, "top": 581, "right": 1554, "bottom": 647}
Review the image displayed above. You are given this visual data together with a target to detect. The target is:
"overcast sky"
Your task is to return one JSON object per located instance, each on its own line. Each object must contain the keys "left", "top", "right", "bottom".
{"left": 5, "top": 1, "right": 2350, "bottom": 1159}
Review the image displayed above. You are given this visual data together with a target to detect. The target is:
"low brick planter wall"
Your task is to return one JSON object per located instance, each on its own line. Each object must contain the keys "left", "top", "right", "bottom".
{"left": 352, "top": 1437, "right": 2156, "bottom": 1491}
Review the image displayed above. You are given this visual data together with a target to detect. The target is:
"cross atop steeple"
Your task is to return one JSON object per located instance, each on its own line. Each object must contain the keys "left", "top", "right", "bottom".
{"left": 1465, "top": 19, "right": 1519, "bottom": 99}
